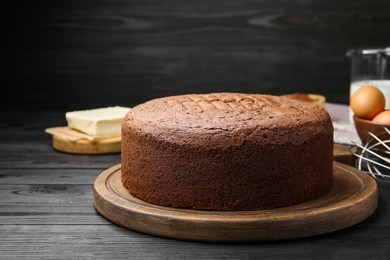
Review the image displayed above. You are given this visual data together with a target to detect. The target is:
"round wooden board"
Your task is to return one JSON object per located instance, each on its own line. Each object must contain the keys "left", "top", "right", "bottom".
{"left": 53, "top": 134, "right": 121, "bottom": 154}
{"left": 93, "top": 162, "right": 378, "bottom": 242}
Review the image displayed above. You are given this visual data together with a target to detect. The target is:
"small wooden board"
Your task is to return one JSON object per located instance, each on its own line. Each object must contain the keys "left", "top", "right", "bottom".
{"left": 94, "top": 162, "right": 378, "bottom": 242}
{"left": 46, "top": 127, "right": 121, "bottom": 154}
{"left": 333, "top": 143, "right": 356, "bottom": 166}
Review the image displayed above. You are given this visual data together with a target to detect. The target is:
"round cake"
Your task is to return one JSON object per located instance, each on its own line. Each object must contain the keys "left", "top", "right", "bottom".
{"left": 121, "top": 93, "right": 333, "bottom": 211}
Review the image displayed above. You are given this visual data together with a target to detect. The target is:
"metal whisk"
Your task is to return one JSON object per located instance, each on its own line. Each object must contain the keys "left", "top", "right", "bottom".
{"left": 353, "top": 127, "right": 390, "bottom": 183}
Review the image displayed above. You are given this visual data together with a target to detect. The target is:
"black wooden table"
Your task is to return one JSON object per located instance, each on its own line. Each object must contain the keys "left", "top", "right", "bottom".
{"left": 1, "top": 107, "right": 389, "bottom": 259}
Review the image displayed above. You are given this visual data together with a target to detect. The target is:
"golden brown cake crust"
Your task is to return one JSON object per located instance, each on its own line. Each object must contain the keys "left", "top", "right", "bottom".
{"left": 121, "top": 93, "right": 334, "bottom": 211}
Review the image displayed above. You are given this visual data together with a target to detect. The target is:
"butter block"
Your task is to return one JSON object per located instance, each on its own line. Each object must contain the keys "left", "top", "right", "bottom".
{"left": 66, "top": 106, "right": 131, "bottom": 136}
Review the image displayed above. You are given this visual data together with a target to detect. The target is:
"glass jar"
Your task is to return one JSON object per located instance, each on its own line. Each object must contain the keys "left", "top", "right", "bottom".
{"left": 347, "top": 47, "right": 390, "bottom": 121}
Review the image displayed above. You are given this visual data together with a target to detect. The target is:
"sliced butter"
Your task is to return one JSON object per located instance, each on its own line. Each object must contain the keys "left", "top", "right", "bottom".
{"left": 65, "top": 106, "right": 131, "bottom": 137}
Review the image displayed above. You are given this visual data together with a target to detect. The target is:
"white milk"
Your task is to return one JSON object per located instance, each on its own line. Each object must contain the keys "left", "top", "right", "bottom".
{"left": 349, "top": 80, "right": 390, "bottom": 122}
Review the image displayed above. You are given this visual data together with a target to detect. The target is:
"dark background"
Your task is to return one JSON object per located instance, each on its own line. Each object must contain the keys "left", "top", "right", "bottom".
{"left": 7, "top": 0, "right": 390, "bottom": 110}
{"left": 2, "top": 2, "right": 390, "bottom": 256}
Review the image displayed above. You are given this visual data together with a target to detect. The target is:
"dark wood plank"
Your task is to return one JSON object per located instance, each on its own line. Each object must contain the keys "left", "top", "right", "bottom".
{"left": 0, "top": 169, "right": 99, "bottom": 184}
{"left": 0, "top": 207, "right": 106, "bottom": 225}
{"left": 1, "top": 223, "right": 389, "bottom": 259}
{"left": 0, "top": 142, "right": 120, "bottom": 169}
{"left": 0, "top": 184, "right": 93, "bottom": 207}
{"left": 0, "top": 182, "right": 106, "bottom": 225}
{"left": 0, "top": 169, "right": 101, "bottom": 225}
{"left": 7, "top": 0, "right": 390, "bottom": 110}
{"left": 0, "top": 161, "right": 389, "bottom": 256}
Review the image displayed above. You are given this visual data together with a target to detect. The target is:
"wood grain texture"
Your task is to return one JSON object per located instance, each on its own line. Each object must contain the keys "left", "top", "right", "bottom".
{"left": 0, "top": 142, "right": 120, "bottom": 169}
{"left": 3, "top": 0, "right": 390, "bottom": 254}
{"left": 1, "top": 222, "right": 390, "bottom": 260}
{"left": 1, "top": 109, "right": 390, "bottom": 258}
{"left": 94, "top": 162, "right": 378, "bottom": 242}
{"left": 6, "top": 0, "right": 390, "bottom": 110}
{"left": 0, "top": 168, "right": 107, "bottom": 225}
{"left": 52, "top": 134, "right": 121, "bottom": 154}
{"left": 0, "top": 169, "right": 100, "bottom": 185}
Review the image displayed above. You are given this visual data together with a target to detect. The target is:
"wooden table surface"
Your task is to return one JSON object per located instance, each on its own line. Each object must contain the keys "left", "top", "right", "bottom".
{"left": 1, "top": 104, "right": 389, "bottom": 259}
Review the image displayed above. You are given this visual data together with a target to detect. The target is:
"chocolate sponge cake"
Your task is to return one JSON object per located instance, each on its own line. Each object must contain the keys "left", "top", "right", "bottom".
{"left": 121, "top": 93, "right": 333, "bottom": 211}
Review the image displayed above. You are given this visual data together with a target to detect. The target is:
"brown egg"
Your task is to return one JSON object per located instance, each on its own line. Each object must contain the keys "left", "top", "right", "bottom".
{"left": 350, "top": 85, "right": 386, "bottom": 120}
{"left": 372, "top": 110, "right": 390, "bottom": 124}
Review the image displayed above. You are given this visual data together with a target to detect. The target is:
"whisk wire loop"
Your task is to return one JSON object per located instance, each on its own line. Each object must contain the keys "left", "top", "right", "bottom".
{"left": 353, "top": 127, "right": 390, "bottom": 183}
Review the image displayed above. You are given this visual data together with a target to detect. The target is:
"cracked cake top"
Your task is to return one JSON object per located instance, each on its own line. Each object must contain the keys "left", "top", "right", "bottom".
{"left": 123, "top": 93, "right": 332, "bottom": 147}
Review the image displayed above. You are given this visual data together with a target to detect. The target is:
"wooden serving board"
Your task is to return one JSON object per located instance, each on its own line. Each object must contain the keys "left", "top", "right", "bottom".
{"left": 46, "top": 127, "right": 121, "bottom": 154}
{"left": 93, "top": 162, "right": 378, "bottom": 242}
